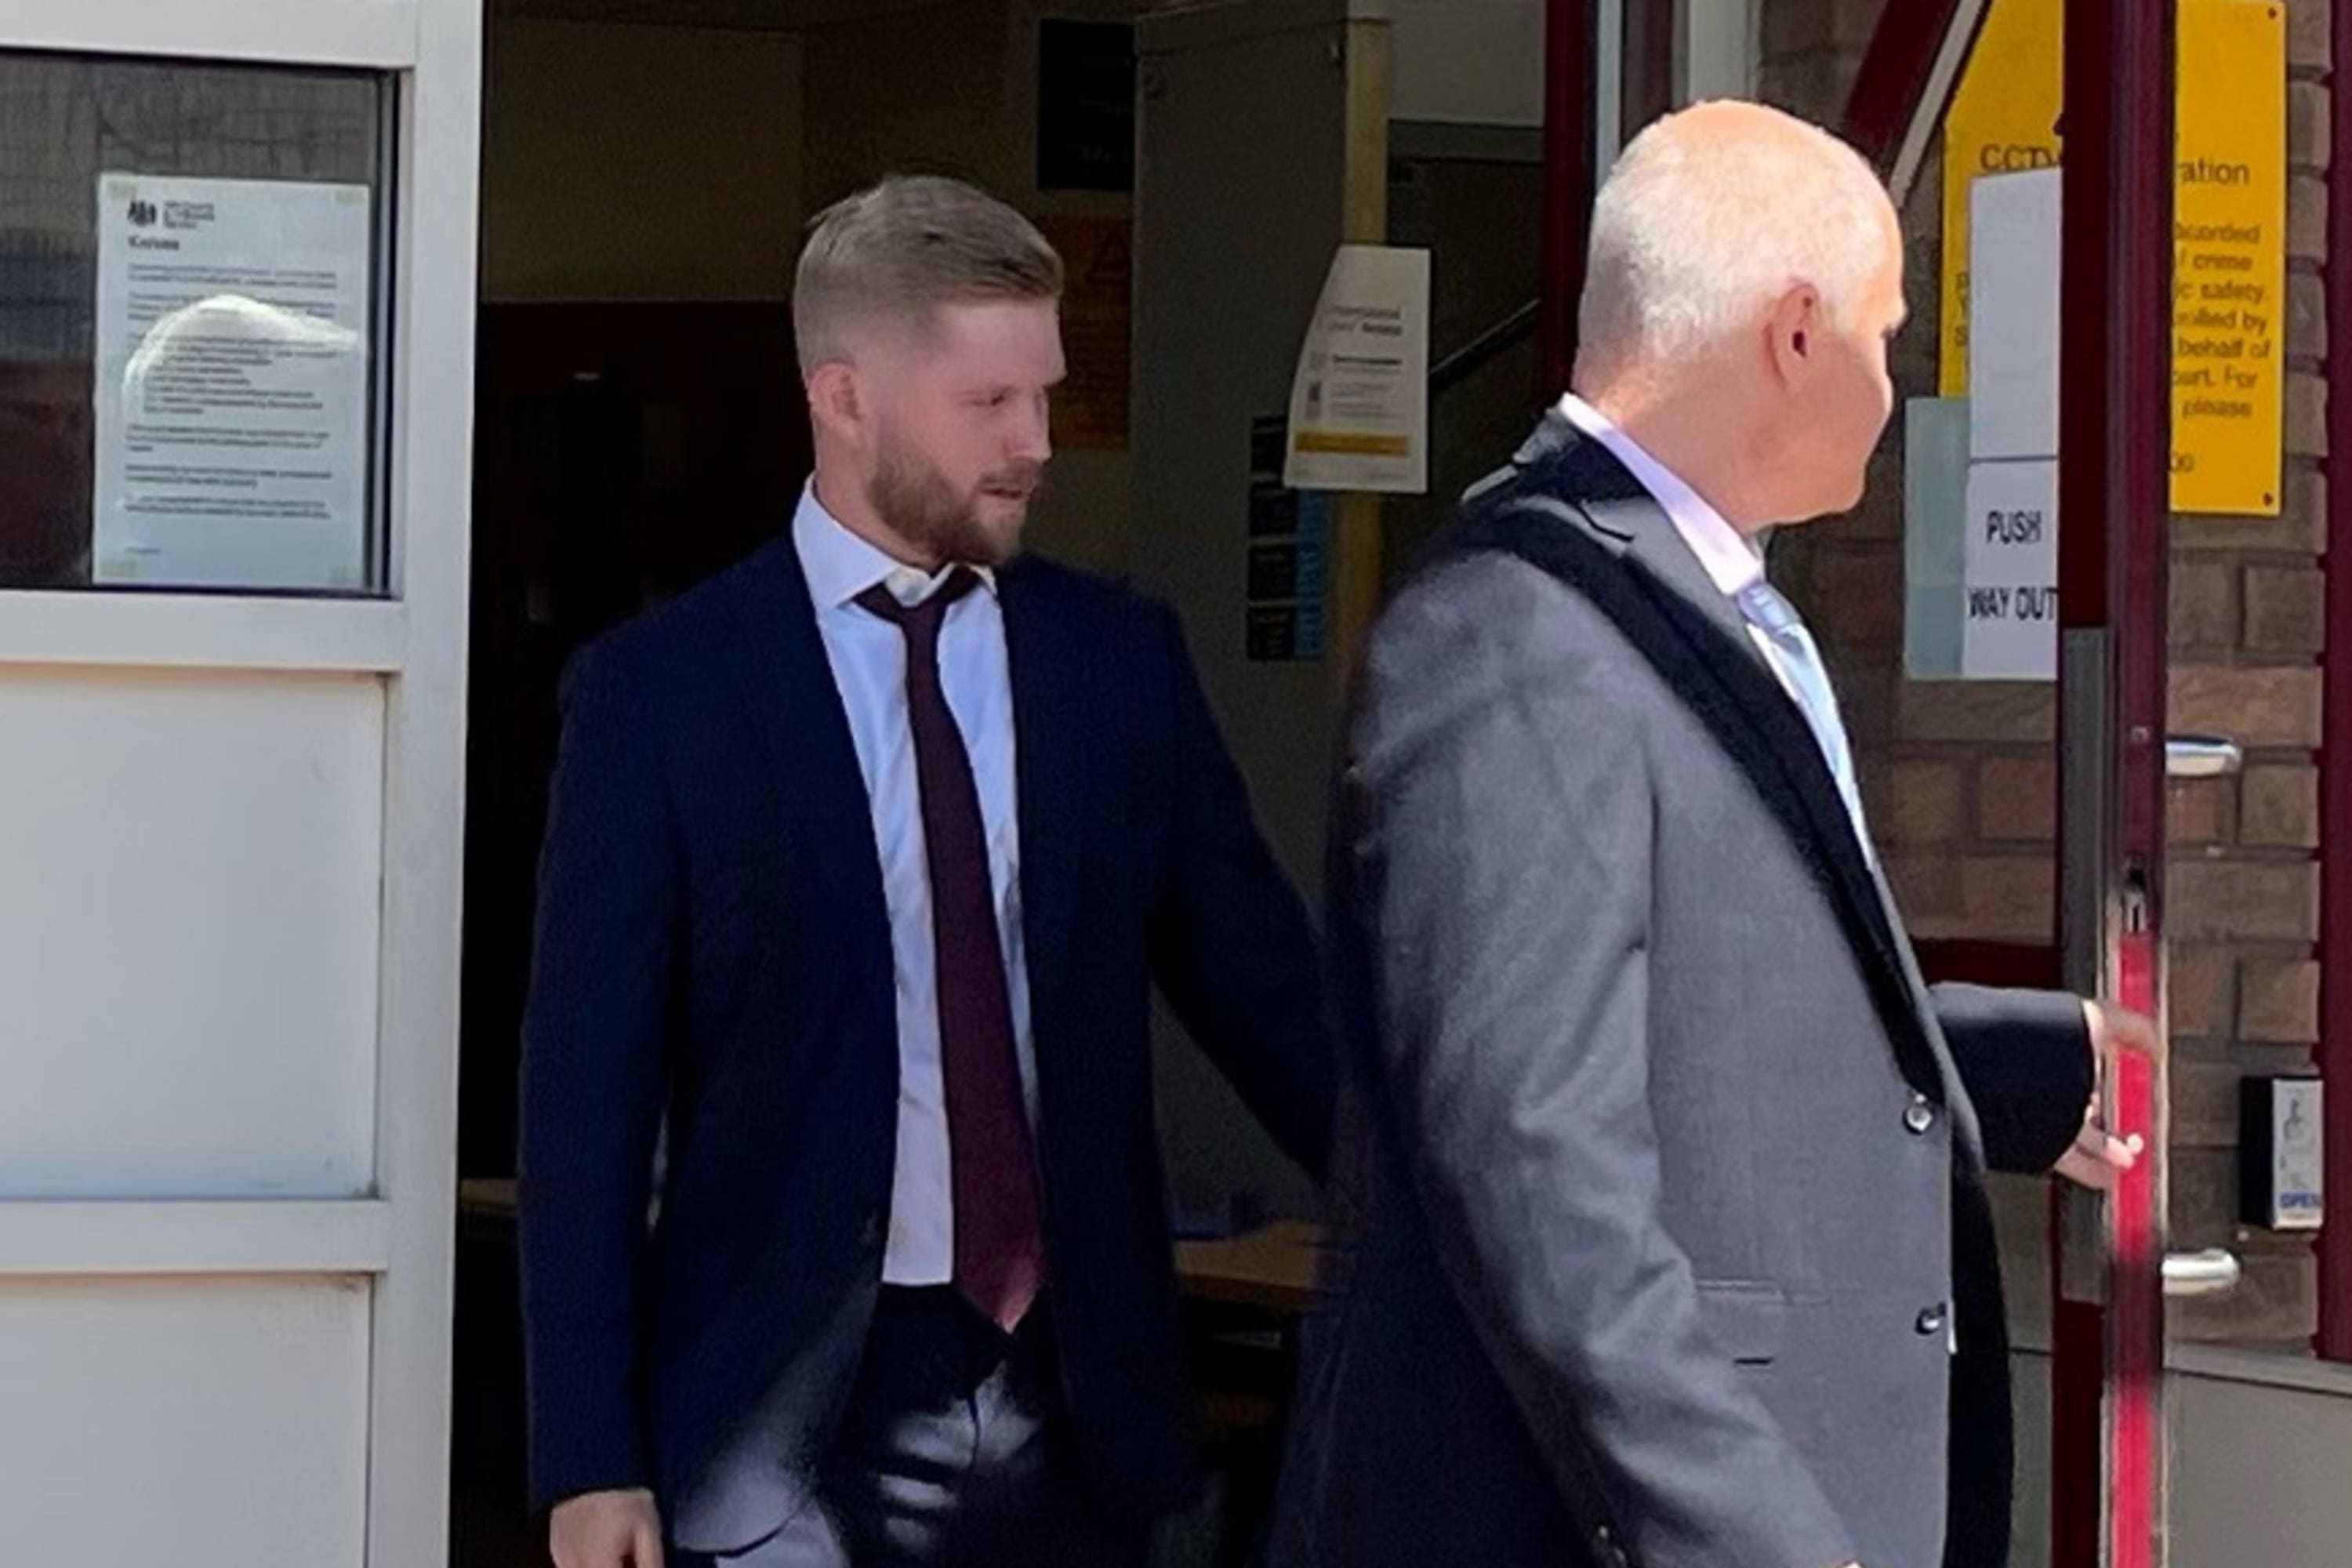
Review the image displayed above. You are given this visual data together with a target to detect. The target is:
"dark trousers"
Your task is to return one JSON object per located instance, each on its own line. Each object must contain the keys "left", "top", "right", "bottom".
{"left": 676, "top": 1289, "right": 1146, "bottom": 1568}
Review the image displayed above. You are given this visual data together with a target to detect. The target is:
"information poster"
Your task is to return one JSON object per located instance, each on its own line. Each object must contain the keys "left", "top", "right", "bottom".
{"left": 93, "top": 174, "right": 375, "bottom": 590}
{"left": 2171, "top": 0, "right": 2286, "bottom": 515}
{"left": 1283, "top": 245, "right": 1430, "bottom": 495}
{"left": 1936, "top": 0, "right": 2285, "bottom": 515}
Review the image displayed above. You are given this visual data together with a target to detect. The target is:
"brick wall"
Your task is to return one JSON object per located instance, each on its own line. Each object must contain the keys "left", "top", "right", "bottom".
{"left": 2164, "top": 0, "right": 2332, "bottom": 1342}
{"left": 1756, "top": 0, "right": 2332, "bottom": 1346}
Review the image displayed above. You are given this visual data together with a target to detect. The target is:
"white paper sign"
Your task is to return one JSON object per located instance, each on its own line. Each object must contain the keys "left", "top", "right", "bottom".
{"left": 1962, "top": 458, "right": 2060, "bottom": 679}
{"left": 94, "top": 175, "right": 376, "bottom": 590}
{"left": 1969, "top": 167, "right": 2063, "bottom": 463}
{"left": 1283, "top": 245, "right": 1431, "bottom": 494}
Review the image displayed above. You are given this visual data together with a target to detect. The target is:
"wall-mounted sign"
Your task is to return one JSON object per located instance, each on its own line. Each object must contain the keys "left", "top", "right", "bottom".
{"left": 1936, "top": 0, "right": 2285, "bottom": 516}
{"left": 1246, "top": 414, "right": 1327, "bottom": 662}
{"left": 93, "top": 174, "right": 375, "bottom": 590}
{"left": 1283, "top": 245, "right": 1429, "bottom": 495}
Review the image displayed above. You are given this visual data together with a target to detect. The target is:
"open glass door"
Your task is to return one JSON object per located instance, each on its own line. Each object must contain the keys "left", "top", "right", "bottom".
{"left": 1829, "top": 0, "right": 2330, "bottom": 1563}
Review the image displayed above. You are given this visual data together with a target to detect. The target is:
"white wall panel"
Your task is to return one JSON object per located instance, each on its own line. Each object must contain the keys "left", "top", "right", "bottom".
{"left": 0, "top": 1276, "right": 370, "bottom": 1568}
{"left": 0, "top": 670, "right": 384, "bottom": 1196}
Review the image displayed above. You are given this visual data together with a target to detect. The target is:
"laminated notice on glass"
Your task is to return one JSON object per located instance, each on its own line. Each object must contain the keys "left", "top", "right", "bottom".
{"left": 93, "top": 175, "right": 375, "bottom": 591}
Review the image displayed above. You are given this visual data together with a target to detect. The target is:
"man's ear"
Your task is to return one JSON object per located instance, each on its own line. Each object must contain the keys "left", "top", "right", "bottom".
{"left": 808, "top": 361, "right": 865, "bottom": 442}
{"left": 1766, "top": 283, "right": 1821, "bottom": 387}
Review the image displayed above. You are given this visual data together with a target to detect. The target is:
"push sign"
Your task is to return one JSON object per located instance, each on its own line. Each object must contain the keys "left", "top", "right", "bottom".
{"left": 1961, "top": 460, "right": 2060, "bottom": 679}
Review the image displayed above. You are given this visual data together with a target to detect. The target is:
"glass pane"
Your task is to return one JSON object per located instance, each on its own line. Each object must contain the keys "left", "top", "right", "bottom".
{"left": 0, "top": 55, "right": 390, "bottom": 595}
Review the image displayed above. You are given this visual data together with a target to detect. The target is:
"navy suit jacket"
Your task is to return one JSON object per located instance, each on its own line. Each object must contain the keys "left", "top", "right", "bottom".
{"left": 518, "top": 536, "right": 1333, "bottom": 1552}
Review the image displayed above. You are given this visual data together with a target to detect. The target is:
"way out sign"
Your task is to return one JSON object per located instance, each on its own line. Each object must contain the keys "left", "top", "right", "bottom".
{"left": 1963, "top": 169, "right": 2062, "bottom": 682}
{"left": 1963, "top": 459, "right": 2060, "bottom": 679}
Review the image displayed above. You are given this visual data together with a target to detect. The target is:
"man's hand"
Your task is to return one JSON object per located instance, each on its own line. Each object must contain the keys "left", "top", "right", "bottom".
{"left": 2056, "top": 1000, "right": 2150, "bottom": 1190}
{"left": 550, "top": 1489, "right": 664, "bottom": 1568}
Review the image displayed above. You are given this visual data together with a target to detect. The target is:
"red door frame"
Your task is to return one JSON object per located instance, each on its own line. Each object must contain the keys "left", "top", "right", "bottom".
{"left": 2057, "top": 4, "right": 2177, "bottom": 1566}
{"left": 1842, "top": 0, "right": 1980, "bottom": 171}
{"left": 1537, "top": 0, "right": 1598, "bottom": 400}
{"left": 2318, "top": 0, "right": 2352, "bottom": 1369}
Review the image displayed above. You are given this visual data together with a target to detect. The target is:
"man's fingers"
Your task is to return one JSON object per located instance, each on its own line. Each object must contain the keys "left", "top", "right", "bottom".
{"left": 2082, "top": 1119, "right": 2142, "bottom": 1168}
{"left": 632, "top": 1522, "right": 666, "bottom": 1568}
{"left": 2056, "top": 1147, "right": 2121, "bottom": 1191}
{"left": 2056, "top": 1121, "right": 2144, "bottom": 1190}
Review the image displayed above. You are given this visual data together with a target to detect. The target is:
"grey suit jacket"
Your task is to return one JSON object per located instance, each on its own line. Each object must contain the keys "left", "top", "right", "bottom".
{"left": 1268, "top": 419, "right": 2092, "bottom": 1568}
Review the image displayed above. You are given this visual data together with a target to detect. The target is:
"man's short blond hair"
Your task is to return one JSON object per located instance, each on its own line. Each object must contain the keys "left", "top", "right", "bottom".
{"left": 793, "top": 175, "right": 1064, "bottom": 375}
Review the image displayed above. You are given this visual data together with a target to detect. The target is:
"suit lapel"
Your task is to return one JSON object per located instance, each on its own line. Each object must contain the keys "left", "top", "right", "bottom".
{"left": 1489, "top": 413, "right": 1781, "bottom": 691}
{"left": 997, "top": 559, "right": 1087, "bottom": 1025}
{"left": 722, "top": 539, "right": 895, "bottom": 1021}
{"left": 1466, "top": 425, "right": 1966, "bottom": 1117}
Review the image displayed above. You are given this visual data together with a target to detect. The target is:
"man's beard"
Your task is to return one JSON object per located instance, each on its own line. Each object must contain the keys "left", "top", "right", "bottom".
{"left": 868, "top": 434, "right": 1041, "bottom": 569}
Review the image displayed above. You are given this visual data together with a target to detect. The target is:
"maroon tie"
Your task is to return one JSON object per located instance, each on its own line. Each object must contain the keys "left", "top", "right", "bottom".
{"left": 855, "top": 571, "right": 1046, "bottom": 1332}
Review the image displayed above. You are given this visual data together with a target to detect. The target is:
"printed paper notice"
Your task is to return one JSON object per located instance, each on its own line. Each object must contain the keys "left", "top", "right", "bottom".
{"left": 94, "top": 175, "right": 375, "bottom": 590}
{"left": 1969, "top": 167, "right": 2063, "bottom": 462}
{"left": 1939, "top": 0, "right": 2063, "bottom": 397}
{"left": 2171, "top": 0, "right": 2285, "bottom": 516}
{"left": 1283, "top": 245, "right": 1430, "bottom": 495}
{"left": 1962, "top": 459, "right": 2060, "bottom": 681}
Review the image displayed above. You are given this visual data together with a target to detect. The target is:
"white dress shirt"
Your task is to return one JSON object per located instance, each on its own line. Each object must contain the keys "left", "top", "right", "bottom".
{"left": 793, "top": 485, "right": 1036, "bottom": 1287}
{"left": 1558, "top": 394, "right": 1884, "bottom": 846}
{"left": 1555, "top": 394, "right": 1794, "bottom": 695}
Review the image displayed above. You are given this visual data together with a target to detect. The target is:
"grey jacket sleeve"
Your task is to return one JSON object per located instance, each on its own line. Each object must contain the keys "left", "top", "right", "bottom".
{"left": 1348, "top": 566, "right": 1856, "bottom": 1568}
{"left": 1932, "top": 984, "right": 2096, "bottom": 1174}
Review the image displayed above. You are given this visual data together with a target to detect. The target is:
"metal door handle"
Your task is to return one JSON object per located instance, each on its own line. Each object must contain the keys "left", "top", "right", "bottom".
{"left": 2165, "top": 735, "right": 2244, "bottom": 779}
{"left": 2161, "top": 1247, "right": 2243, "bottom": 1298}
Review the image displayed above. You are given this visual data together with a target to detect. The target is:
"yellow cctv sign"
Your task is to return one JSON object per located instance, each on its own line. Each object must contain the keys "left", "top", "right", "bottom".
{"left": 2171, "top": 0, "right": 2286, "bottom": 515}
{"left": 1939, "top": 0, "right": 2285, "bottom": 516}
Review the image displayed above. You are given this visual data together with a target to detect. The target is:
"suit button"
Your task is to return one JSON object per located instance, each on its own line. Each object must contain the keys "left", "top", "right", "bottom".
{"left": 1593, "top": 1525, "right": 1629, "bottom": 1568}
{"left": 1917, "top": 1304, "right": 1949, "bottom": 1338}
{"left": 1904, "top": 1094, "right": 1936, "bottom": 1135}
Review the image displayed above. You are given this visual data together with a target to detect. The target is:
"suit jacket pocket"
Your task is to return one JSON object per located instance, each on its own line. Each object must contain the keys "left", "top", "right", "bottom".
{"left": 1694, "top": 1279, "right": 1788, "bottom": 1367}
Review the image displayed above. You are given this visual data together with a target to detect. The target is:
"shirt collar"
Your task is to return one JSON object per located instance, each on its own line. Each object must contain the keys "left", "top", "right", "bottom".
{"left": 1556, "top": 394, "right": 1766, "bottom": 600}
{"left": 791, "top": 481, "right": 1000, "bottom": 611}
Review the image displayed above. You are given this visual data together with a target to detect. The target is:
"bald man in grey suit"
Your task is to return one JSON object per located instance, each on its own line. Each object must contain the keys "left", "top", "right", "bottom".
{"left": 1270, "top": 102, "right": 2145, "bottom": 1568}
